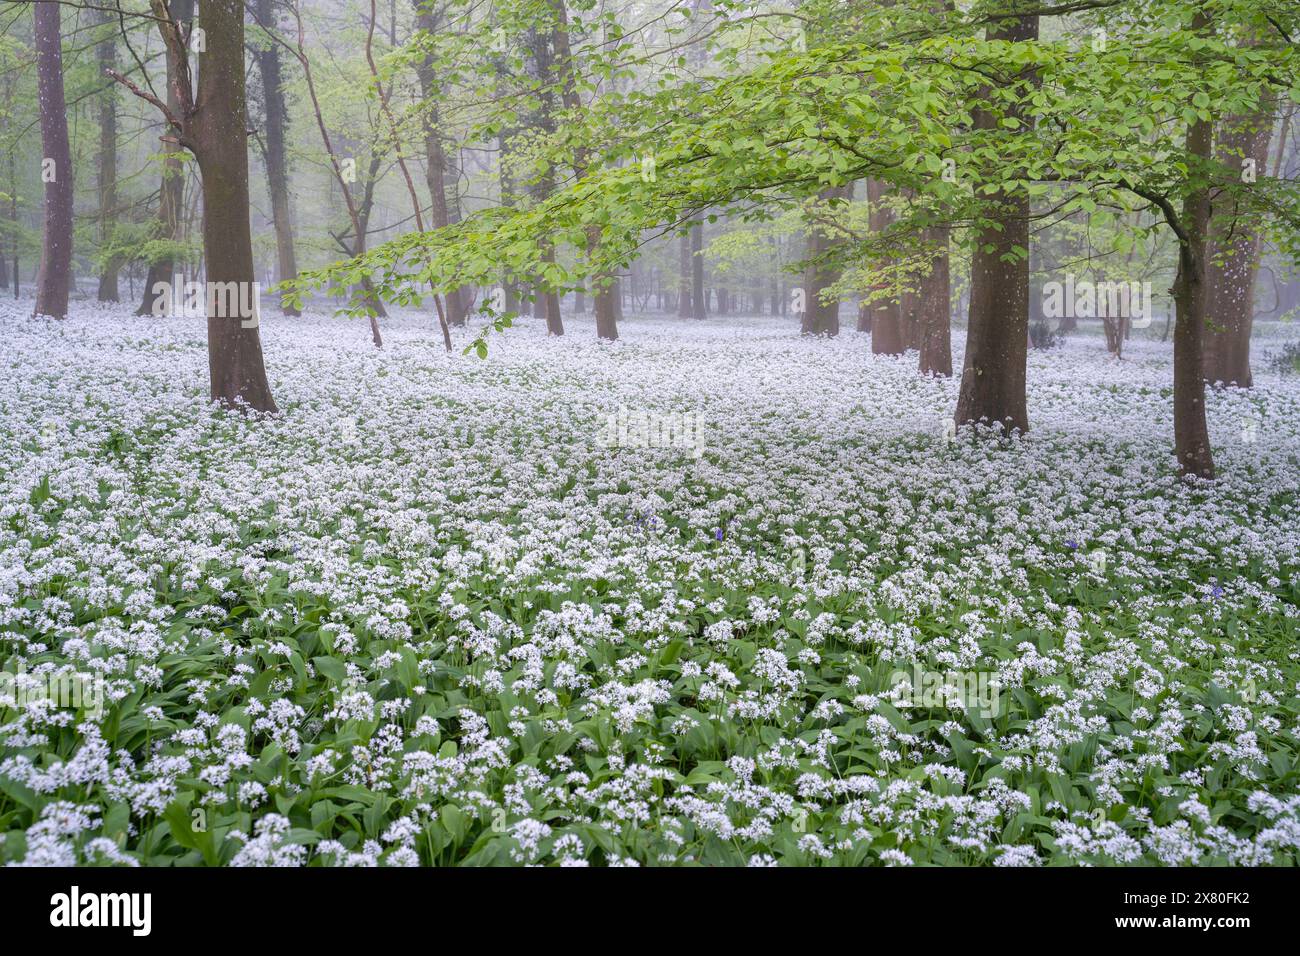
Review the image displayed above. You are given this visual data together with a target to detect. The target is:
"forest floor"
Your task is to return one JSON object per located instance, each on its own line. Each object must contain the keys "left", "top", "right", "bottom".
{"left": 2, "top": 299, "right": 1300, "bottom": 865}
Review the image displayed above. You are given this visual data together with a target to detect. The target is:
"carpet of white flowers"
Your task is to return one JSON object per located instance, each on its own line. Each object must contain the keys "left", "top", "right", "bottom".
{"left": 2, "top": 298, "right": 1300, "bottom": 867}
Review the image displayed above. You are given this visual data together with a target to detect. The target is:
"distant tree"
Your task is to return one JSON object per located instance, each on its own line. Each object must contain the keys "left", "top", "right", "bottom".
{"left": 95, "top": 8, "right": 121, "bottom": 302}
{"left": 135, "top": 0, "right": 191, "bottom": 315}
{"left": 253, "top": 0, "right": 300, "bottom": 316}
{"left": 413, "top": 0, "right": 471, "bottom": 327}
{"left": 1203, "top": 107, "right": 1274, "bottom": 387}
{"left": 33, "top": 0, "right": 73, "bottom": 319}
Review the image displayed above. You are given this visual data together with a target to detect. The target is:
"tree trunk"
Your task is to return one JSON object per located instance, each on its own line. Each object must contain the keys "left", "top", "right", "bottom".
{"left": 193, "top": 0, "right": 277, "bottom": 411}
{"left": 138, "top": 0, "right": 192, "bottom": 316}
{"left": 1171, "top": 113, "right": 1215, "bottom": 479}
{"left": 544, "top": 0, "right": 614, "bottom": 338}
{"left": 255, "top": 0, "right": 299, "bottom": 315}
{"left": 677, "top": 231, "right": 691, "bottom": 317}
{"left": 540, "top": 253, "right": 564, "bottom": 335}
{"left": 34, "top": 1, "right": 73, "bottom": 319}
{"left": 349, "top": 150, "right": 388, "bottom": 326}
{"left": 1202, "top": 111, "right": 1272, "bottom": 387}
{"left": 96, "top": 10, "right": 121, "bottom": 301}
{"left": 865, "top": 182, "right": 903, "bottom": 351}
{"left": 498, "top": 131, "right": 522, "bottom": 316}
{"left": 867, "top": 179, "right": 904, "bottom": 354}
{"left": 589, "top": 263, "right": 617, "bottom": 340}
{"left": 5, "top": 146, "right": 16, "bottom": 297}
{"left": 523, "top": 21, "right": 565, "bottom": 335}
{"left": 954, "top": 16, "right": 1037, "bottom": 432}
{"left": 690, "top": 222, "right": 705, "bottom": 318}
{"left": 414, "top": 1, "right": 468, "bottom": 326}
{"left": 0, "top": 92, "right": 7, "bottom": 292}
{"left": 801, "top": 186, "right": 848, "bottom": 336}
{"left": 917, "top": 226, "right": 952, "bottom": 376}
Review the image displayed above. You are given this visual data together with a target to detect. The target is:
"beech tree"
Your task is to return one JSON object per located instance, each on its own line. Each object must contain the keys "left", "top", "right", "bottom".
{"left": 113, "top": 0, "right": 278, "bottom": 412}
{"left": 953, "top": 14, "right": 1039, "bottom": 435}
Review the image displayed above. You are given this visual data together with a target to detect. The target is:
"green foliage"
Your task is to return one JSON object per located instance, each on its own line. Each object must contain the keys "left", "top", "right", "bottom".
{"left": 289, "top": 1, "right": 1300, "bottom": 335}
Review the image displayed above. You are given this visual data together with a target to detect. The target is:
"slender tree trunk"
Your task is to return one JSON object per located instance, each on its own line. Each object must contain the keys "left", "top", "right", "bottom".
{"left": 523, "top": 22, "right": 565, "bottom": 335}
{"left": 414, "top": 1, "right": 469, "bottom": 325}
{"left": 96, "top": 10, "right": 121, "bottom": 301}
{"left": 351, "top": 152, "right": 388, "bottom": 328}
{"left": 6, "top": 145, "right": 16, "bottom": 298}
{"left": 540, "top": 250, "right": 564, "bottom": 335}
{"left": 900, "top": 290, "right": 919, "bottom": 349}
{"left": 917, "top": 226, "right": 952, "bottom": 376}
{"left": 547, "top": 0, "right": 615, "bottom": 338}
{"left": 1203, "top": 110, "right": 1272, "bottom": 387}
{"left": 954, "top": 16, "right": 1038, "bottom": 432}
{"left": 255, "top": 0, "right": 299, "bottom": 315}
{"left": 498, "top": 130, "right": 522, "bottom": 315}
{"left": 138, "top": 0, "right": 192, "bottom": 315}
{"left": 193, "top": 0, "right": 277, "bottom": 411}
{"left": 34, "top": 1, "right": 73, "bottom": 319}
{"left": 0, "top": 132, "right": 5, "bottom": 290}
{"left": 678, "top": 232, "right": 692, "bottom": 317}
{"left": 690, "top": 223, "right": 705, "bottom": 319}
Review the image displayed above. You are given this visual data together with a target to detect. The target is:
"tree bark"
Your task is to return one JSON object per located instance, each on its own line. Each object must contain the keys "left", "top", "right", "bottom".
{"left": 954, "top": 16, "right": 1038, "bottom": 433}
{"left": 917, "top": 226, "right": 952, "bottom": 376}
{"left": 116, "top": 0, "right": 280, "bottom": 410}
{"left": 96, "top": 9, "right": 121, "bottom": 301}
{"left": 191, "top": 0, "right": 276, "bottom": 409}
{"left": 0, "top": 89, "right": 7, "bottom": 292}
{"left": 350, "top": 150, "right": 389, "bottom": 326}
{"left": 1171, "top": 113, "right": 1215, "bottom": 479}
{"left": 414, "top": 1, "right": 469, "bottom": 325}
{"left": 1202, "top": 111, "right": 1272, "bottom": 387}
{"left": 678, "top": 232, "right": 692, "bottom": 317}
{"left": 5, "top": 144, "right": 16, "bottom": 297}
{"left": 690, "top": 222, "right": 705, "bottom": 319}
{"left": 801, "top": 185, "right": 848, "bottom": 336}
{"left": 547, "top": 0, "right": 615, "bottom": 338}
{"left": 138, "top": 0, "right": 192, "bottom": 315}
{"left": 34, "top": 0, "right": 74, "bottom": 319}
{"left": 867, "top": 178, "right": 904, "bottom": 354}
{"left": 254, "top": 0, "right": 300, "bottom": 315}
{"left": 523, "top": 20, "right": 565, "bottom": 335}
